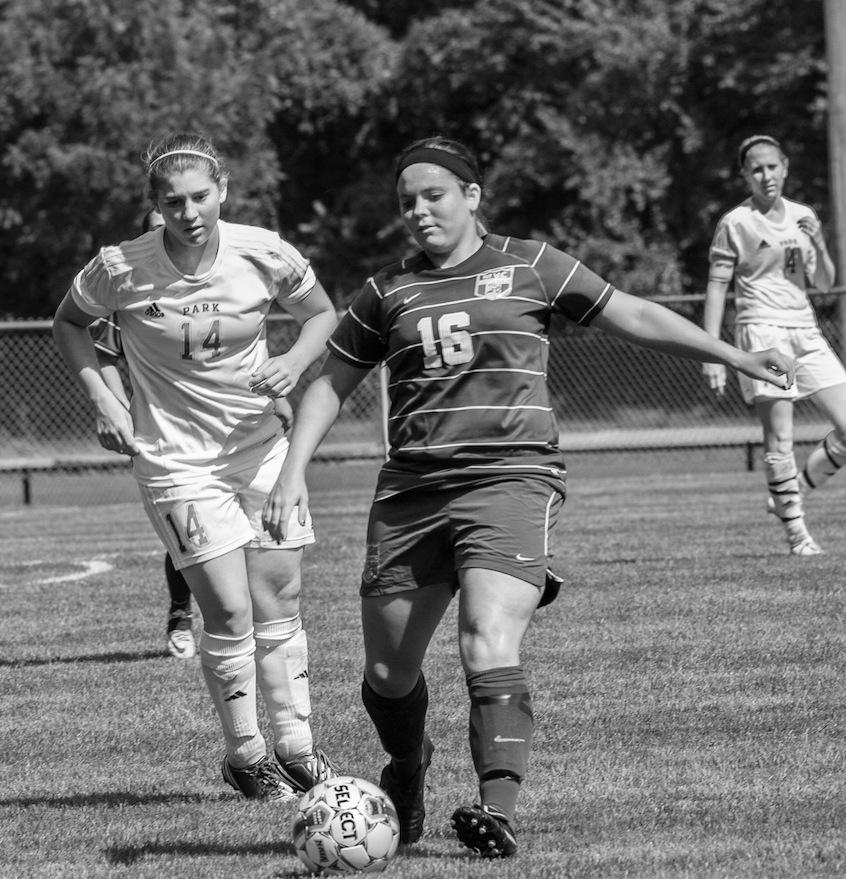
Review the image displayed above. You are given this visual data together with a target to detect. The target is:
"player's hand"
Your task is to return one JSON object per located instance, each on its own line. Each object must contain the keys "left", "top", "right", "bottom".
{"left": 249, "top": 355, "right": 303, "bottom": 399}
{"left": 262, "top": 467, "right": 309, "bottom": 543}
{"left": 702, "top": 361, "right": 727, "bottom": 397}
{"left": 273, "top": 396, "right": 295, "bottom": 432}
{"left": 797, "top": 215, "right": 825, "bottom": 248}
{"left": 738, "top": 348, "right": 795, "bottom": 391}
{"left": 94, "top": 392, "right": 139, "bottom": 456}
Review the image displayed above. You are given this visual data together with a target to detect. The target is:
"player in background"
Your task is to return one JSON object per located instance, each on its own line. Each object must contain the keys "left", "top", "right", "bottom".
{"left": 91, "top": 209, "right": 296, "bottom": 660}
{"left": 262, "top": 136, "right": 794, "bottom": 857}
{"left": 52, "top": 132, "right": 339, "bottom": 801}
{"left": 702, "top": 135, "right": 846, "bottom": 555}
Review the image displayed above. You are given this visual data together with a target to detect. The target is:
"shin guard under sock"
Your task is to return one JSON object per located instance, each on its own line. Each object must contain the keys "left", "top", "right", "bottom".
{"left": 200, "top": 630, "right": 265, "bottom": 766}
{"left": 362, "top": 674, "right": 428, "bottom": 778}
{"left": 467, "top": 665, "right": 533, "bottom": 822}
{"left": 254, "top": 616, "right": 314, "bottom": 761}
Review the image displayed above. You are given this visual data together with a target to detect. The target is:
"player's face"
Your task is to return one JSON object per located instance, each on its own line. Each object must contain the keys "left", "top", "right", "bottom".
{"left": 397, "top": 164, "right": 481, "bottom": 264}
{"left": 741, "top": 144, "right": 788, "bottom": 209}
{"left": 155, "top": 168, "right": 227, "bottom": 251}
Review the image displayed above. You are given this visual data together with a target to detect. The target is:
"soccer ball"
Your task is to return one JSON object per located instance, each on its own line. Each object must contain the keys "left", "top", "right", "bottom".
{"left": 292, "top": 775, "right": 400, "bottom": 874}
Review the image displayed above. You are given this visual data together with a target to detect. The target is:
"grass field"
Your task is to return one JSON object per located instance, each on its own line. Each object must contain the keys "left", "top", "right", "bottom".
{"left": 2, "top": 456, "right": 845, "bottom": 878}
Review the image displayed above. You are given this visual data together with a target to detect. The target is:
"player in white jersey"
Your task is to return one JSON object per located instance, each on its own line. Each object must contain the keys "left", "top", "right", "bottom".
{"left": 261, "top": 136, "right": 793, "bottom": 857}
{"left": 53, "top": 132, "right": 340, "bottom": 800}
{"left": 703, "top": 135, "right": 846, "bottom": 555}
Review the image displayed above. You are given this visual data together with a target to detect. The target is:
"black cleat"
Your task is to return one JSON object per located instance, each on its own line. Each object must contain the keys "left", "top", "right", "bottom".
{"left": 379, "top": 736, "right": 434, "bottom": 844}
{"left": 221, "top": 754, "right": 298, "bottom": 801}
{"left": 452, "top": 803, "right": 518, "bottom": 858}
{"left": 275, "top": 747, "right": 338, "bottom": 793}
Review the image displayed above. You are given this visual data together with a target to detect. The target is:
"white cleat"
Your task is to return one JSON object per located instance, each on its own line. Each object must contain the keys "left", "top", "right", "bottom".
{"left": 166, "top": 610, "right": 197, "bottom": 658}
{"left": 789, "top": 536, "right": 823, "bottom": 556}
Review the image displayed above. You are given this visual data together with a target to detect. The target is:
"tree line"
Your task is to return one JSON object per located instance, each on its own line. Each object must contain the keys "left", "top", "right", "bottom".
{"left": 0, "top": 0, "right": 830, "bottom": 317}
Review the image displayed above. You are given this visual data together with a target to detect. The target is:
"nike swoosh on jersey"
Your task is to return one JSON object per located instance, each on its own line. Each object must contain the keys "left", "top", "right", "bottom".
{"left": 515, "top": 554, "right": 536, "bottom": 561}
{"left": 403, "top": 292, "right": 422, "bottom": 305}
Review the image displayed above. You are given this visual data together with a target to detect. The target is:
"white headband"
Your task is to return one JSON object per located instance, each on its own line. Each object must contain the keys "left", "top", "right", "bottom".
{"left": 148, "top": 149, "right": 219, "bottom": 170}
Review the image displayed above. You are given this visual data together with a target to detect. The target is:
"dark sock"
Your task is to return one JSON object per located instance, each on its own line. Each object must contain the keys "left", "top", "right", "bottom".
{"left": 165, "top": 554, "right": 191, "bottom": 613}
{"left": 467, "top": 665, "right": 533, "bottom": 823}
{"left": 362, "top": 674, "right": 428, "bottom": 779}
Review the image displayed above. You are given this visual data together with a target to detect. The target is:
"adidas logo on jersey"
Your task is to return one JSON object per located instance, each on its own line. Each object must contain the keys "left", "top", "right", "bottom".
{"left": 757, "top": 239, "right": 771, "bottom": 250}
{"left": 144, "top": 302, "right": 165, "bottom": 318}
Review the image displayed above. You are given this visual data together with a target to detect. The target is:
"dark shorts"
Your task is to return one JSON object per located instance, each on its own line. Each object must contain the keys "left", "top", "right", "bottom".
{"left": 359, "top": 477, "right": 565, "bottom": 596}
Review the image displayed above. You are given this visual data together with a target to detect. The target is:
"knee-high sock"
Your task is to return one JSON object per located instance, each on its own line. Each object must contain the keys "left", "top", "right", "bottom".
{"left": 200, "top": 630, "right": 265, "bottom": 767}
{"left": 164, "top": 554, "right": 191, "bottom": 612}
{"left": 764, "top": 451, "right": 812, "bottom": 544}
{"left": 362, "top": 674, "right": 428, "bottom": 778}
{"left": 254, "top": 616, "right": 313, "bottom": 762}
{"left": 467, "top": 666, "right": 533, "bottom": 823}
{"left": 803, "top": 430, "right": 846, "bottom": 491}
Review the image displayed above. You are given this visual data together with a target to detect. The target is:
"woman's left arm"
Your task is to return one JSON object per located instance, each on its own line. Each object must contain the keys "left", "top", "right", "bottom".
{"left": 591, "top": 289, "right": 794, "bottom": 389}
{"left": 797, "top": 214, "right": 836, "bottom": 292}
{"left": 250, "top": 280, "right": 339, "bottom": 398}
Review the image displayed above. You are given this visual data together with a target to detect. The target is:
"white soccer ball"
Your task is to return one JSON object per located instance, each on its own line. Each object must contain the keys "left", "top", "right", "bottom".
{"left": 292, "top": 775, "right": 400, "bottom": 874}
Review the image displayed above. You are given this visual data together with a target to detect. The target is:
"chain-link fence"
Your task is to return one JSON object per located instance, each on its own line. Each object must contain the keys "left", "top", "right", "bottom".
{"left": 2, "top": 294, "right": 842, "bottom": 505}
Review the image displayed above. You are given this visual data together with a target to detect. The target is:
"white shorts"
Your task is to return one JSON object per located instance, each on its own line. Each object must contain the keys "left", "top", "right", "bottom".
{"left": 138, "top": 435, "right": 314, "bottom": 570}
{"left": 735, "top": 323, "right": 846, "bottom": 404}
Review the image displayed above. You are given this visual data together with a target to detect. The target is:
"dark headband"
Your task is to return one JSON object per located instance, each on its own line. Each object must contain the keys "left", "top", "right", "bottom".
{"left": 395, "top": 147, "right": 480, "bottom": 184}
{"left": 738, "top": 135, "right": 781, "bottom": 168}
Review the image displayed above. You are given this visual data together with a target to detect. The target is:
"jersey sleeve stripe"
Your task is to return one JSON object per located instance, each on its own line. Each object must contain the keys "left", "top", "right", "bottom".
{"left": 577, "top": 284, "right": 615, "bottom": 324}
{"left": 326, "top": 339, "right": 380, "bottom": 367}
{"left": 550, "top": 261, "right": 580, "bottom": 308}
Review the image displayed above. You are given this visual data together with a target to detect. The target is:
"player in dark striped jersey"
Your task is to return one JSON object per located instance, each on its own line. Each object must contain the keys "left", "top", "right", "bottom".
{"left": 263, "top": 136, "right": 794, "bottom": 857}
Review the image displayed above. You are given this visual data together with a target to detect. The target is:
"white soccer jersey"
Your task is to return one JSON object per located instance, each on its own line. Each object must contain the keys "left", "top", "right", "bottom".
{"left": 70, "top": 220, "right": 316, "bottom": 485}
{"left": 709, "top": 196, "right": 819, "bottom": 327}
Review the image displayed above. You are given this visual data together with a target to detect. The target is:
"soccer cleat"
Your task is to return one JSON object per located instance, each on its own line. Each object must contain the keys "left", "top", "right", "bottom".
{"left": 221, "top": 754, "right": 299, "bottom": 801}
{"left": 379, "top": 736, "right": 434, "bottom": 844}
{"left": 789, "top": 535, "right": 823, "bottom": 556}
{"left": 275, "top": 748, "right": 339, "bottom": 793}
{"left": 166, "top": 609, "right": 196, "bottom": 659}
{"left": 452, "top": 803, "right": 518, "bottom": 858}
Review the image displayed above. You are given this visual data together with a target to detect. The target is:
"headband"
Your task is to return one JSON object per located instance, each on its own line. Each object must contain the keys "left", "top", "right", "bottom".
{"left": 738, "top": 135, "right": 781, "bottom": 168}
{"left": 395, "top": 147, "right": 480, "bottom": 185}
{"left": 148, "top": 149, "right": 220, "bottom": 170}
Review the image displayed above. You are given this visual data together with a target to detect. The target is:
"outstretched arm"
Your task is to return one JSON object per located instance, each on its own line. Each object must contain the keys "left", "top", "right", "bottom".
{"left": 262, "top": 353, "right": 371, "bottom": 541}
{"left": 591, "top": 289, "right": 794, "bottom": 389}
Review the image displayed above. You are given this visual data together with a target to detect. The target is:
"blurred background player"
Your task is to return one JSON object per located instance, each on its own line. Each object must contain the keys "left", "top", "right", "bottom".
{"left": 262, "top": 136, "right": 793, "bottom": 857}
{"left": 91, "top": 208, "right": 296, "bottom": 659}
{"left": 90, "top": 208, "right": 196, "bottom": 658}
{"left": 53, "top": 131, "right": 338, "bottom": 801}
{"left": 702, "top": 134, "right": 846, "bottom": 555}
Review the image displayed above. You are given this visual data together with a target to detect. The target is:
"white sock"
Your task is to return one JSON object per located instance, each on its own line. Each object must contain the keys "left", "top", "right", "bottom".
{"left": 254, "top": 616, "right": 313, "bottom": 762}
{"left": 199, "top": 630, "right": 266, "bottom": 767}
{"left": 764, "top": 452, "right": 811, "bottom": 545}
{"left": 803, "top": 430, "right": 846, "bottom": 490}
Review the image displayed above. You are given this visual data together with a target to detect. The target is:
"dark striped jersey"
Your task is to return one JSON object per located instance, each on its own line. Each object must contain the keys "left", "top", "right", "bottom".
{"left": 328, "top": 234, "right": 615, "bottom": 497}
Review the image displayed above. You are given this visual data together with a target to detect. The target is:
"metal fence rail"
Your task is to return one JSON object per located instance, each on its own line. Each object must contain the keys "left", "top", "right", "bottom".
{"left": 2, "top": 294, "right": 841, "bottom": 504}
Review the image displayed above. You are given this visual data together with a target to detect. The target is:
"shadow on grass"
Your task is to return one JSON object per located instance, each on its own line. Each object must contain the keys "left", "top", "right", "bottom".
{"left": 0, "top": 790, "right": 231, "bottom": 808}
{"left": 0, "top": 648, "right": 166, "bottom": 667}
{"left": 106, "top": 839, "right": 296, "bottom": 865}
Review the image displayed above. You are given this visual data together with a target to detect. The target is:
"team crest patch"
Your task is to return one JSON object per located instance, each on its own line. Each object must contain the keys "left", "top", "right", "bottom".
{"left": 362, "top": 544, "right": 380, "bottom": 584}
{"left": 474, "top": 267, "right": 514, "bottom": 300}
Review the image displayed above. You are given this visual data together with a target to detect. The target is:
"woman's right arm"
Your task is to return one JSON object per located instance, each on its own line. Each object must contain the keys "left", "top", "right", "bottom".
{"left": 53, "top": 293, "right": 139, "bottom": 455}
{"left": 701, "top": 262, "right": 734, "bottom": 397}
{"left": 262, "top": 353, "right": 371, "bottom": 541}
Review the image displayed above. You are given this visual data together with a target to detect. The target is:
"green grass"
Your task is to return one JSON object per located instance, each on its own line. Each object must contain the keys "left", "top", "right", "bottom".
{"left": 1, "top": 459, "right": 845, "bottom": 878}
